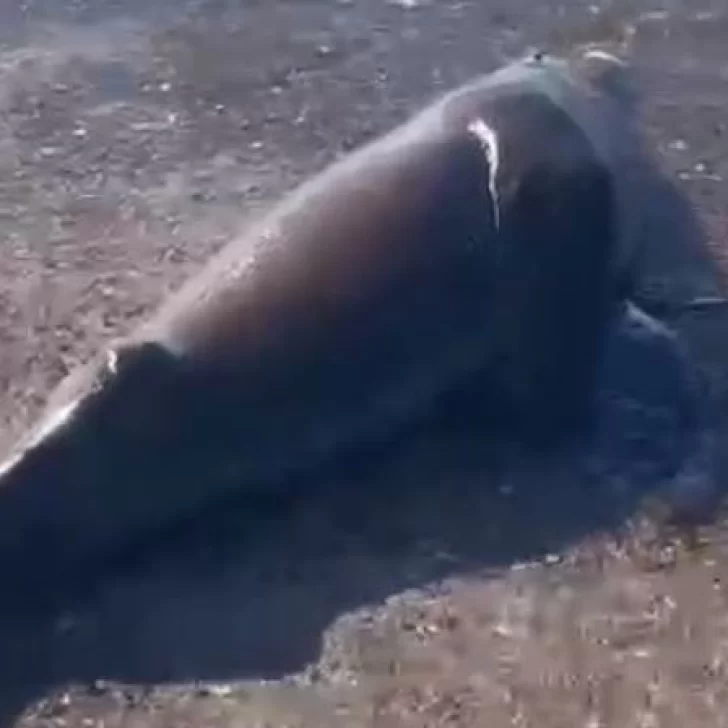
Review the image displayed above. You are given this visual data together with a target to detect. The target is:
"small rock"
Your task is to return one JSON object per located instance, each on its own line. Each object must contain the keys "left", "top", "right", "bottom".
{"left": 196, "top": 683, "right": 233, "bottom": 698}
{"left": 89, "top": 679, "right": 111, "bottom": 696}
{"left": 190, "top": 190, "right": 214, "bottom": 202}
{"left": 130, "top": 121, "right": 169, "bottom": 132}
{"left": 492, "top": 623, "right": 513, "bottom": 637}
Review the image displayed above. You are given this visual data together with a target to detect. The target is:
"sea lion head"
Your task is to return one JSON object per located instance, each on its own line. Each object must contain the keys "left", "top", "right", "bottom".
{"left": 519, "top": 46, "right": 640, "bottom": 113}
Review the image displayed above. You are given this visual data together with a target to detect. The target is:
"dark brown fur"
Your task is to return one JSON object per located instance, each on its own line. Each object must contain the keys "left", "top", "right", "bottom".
{"left": 0, "top": 51, "right": 634, "bottom": 610}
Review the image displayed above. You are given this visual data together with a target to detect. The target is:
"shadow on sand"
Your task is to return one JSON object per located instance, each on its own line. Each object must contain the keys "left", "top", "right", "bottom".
{"left": 0, "top": 392, "right": 700, "bottom": 728}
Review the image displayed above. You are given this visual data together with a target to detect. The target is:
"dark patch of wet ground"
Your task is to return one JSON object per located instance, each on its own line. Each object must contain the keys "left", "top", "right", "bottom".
{"left": 2, "top": 0, "right": 728, "bottom": 726}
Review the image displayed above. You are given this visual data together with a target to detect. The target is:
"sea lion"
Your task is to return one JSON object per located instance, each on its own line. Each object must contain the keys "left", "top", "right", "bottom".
{"left": 0, "top": 49, "right": 662, "bottom": 609}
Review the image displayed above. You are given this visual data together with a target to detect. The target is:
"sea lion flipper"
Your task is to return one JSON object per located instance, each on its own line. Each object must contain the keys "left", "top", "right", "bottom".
{"left": 587, "top": 300, "right": 718, "bottom": 518}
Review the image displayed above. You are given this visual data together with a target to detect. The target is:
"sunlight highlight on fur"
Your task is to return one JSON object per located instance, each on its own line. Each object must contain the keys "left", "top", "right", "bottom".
{"left": 467, "top": 117, "right": 501, "bottom": 231}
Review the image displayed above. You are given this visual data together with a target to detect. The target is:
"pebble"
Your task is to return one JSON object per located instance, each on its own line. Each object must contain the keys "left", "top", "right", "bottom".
{"left": 196, "top": 683, "right": 234, "bottom": 698}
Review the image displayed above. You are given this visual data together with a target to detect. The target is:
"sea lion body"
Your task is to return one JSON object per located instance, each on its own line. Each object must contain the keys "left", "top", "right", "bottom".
{"left": 0, "top": 50, "right": 660, "bottom": 606}
{"left": 471, "top": 50, "right": 644, "bottom": 295}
